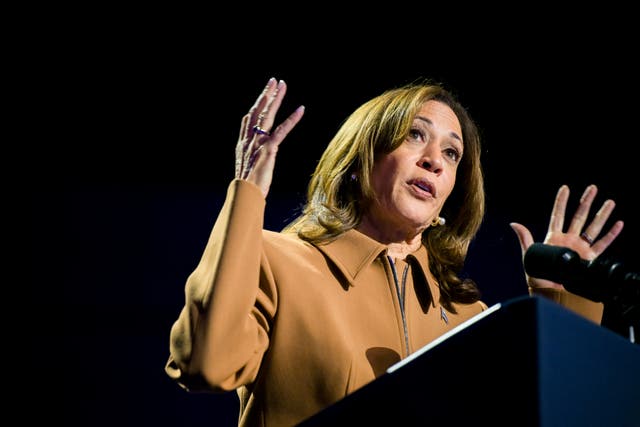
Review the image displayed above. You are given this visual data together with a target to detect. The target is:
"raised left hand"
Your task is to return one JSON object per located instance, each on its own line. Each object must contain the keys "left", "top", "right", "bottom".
{"left": 510, "top": 184, "right": 624, "bottom": 290}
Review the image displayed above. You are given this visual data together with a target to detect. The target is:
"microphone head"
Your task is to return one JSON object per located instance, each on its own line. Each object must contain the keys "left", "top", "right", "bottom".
{"left": 524, "top": 243, "right": 604, "bottom": 302}
{"left": 524, "top": 243, "right": 583, "bottom": 282}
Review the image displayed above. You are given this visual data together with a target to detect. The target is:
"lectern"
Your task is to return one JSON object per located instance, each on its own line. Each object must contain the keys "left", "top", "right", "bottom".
{"left": 298, "top": 296, "right": 640, "bottom": 427}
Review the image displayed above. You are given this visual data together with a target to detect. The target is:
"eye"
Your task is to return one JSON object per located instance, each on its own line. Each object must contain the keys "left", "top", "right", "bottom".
{"left": 407, "top": 127, "right": 427, "bottom": 144}
{"left": 444, "top": 147, "right": 461, "bottom": 163}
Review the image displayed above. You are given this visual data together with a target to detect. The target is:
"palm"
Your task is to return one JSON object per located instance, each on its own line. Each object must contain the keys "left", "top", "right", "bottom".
{"left": 511, "top": 184, "right": 624, "bottom": 291}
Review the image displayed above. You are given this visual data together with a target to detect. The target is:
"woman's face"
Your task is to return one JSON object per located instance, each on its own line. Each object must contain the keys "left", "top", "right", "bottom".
{"left": 365, "top": 100, "right": 463, "bottom": 238}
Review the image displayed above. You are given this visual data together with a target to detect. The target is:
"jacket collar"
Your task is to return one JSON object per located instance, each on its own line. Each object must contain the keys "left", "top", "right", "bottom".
{"left": 315, "top": 229, "right": 438, "bottom": 307}
{"left": 315, "top": 229, "right": 387, "bottom": 284}
{"left": 406, "top": 245, "right": 439, "bottom": 308}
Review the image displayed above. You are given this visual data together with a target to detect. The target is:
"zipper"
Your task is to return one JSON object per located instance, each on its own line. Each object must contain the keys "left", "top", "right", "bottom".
{"left": 388, "top": 256, "right": 410, "bottom": 356}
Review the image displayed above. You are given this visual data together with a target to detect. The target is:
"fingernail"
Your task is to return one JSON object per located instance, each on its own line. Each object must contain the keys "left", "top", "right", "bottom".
{"left": 580, "top": 184, "right": 594, "bottom": 203}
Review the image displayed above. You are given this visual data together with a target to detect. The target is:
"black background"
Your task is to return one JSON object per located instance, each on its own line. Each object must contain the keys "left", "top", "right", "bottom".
{"left": 30, "top": 13, "right": 639, "bottom": 426}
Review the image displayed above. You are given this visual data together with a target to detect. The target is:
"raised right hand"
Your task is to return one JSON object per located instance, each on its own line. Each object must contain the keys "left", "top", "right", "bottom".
{"left": 235, "top": 77, "right": 305, "bottom": 198}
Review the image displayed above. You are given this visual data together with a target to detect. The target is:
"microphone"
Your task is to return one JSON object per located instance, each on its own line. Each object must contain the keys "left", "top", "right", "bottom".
{"left": 524, "top": 243, "right": 640, "bottom": 316}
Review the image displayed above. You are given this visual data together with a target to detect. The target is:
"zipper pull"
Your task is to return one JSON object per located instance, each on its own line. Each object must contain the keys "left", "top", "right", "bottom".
{"left": 440, "top": 306, "right": 448, "bottom": 324}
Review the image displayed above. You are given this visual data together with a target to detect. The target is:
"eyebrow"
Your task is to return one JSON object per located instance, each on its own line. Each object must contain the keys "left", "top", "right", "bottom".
{"left": 415, "top": 116, "right": 462, "bottom": 143}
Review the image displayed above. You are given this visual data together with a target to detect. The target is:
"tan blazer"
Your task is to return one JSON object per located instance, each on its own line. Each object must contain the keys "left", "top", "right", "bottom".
{"left": 165, "top": 179, "right": 603, "bottom": 427}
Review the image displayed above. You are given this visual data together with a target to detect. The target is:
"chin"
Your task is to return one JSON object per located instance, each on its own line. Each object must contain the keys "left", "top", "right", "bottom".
{"left": 397, "top": 214, "right": 430, "bottom": 234}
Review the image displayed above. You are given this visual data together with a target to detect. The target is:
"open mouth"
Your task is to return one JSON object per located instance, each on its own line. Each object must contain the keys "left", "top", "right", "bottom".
{"left": 410, "top": 178, "right": 435, "bottom": 197}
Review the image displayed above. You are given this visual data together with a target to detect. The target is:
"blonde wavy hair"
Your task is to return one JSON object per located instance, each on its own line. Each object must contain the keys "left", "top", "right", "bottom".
{"left": 284, "top": 79, "right": 485, "bottom": 308}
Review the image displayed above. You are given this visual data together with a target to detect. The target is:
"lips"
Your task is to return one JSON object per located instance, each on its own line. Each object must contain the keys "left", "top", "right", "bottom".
{"left": 409, "top": 178, "right": 436, "bottom": 197}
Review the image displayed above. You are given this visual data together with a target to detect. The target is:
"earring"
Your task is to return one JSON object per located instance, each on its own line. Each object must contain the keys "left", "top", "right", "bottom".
{"left": 350, "top": 172, "right": 357, "bottom": 181}
{"left": 431, "top": 216, "right": 445, "bottom": 227}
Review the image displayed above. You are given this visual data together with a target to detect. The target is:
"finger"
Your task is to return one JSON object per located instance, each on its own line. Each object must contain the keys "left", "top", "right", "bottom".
{"left": 237, "top": 78, "right": 279, "bottom": 177}
{"left": 239, "top": 114, "right": 250, "bottom": 146}
{"left": 241, "top": 105, "right": 305, "bottom": 179}
{"left": 244, "top": 105, "right": 306, "bottom": 196}
{"left": 510, "top": 222, "right": 534, "bottom": 258}
{"left": 256, "top": 80, "right": 287, "bottom": 131}
{"left": 548, "top": 185, "right": 569, "bottom": 232}
{"left": 590, "top": 220, "right": 624, "bottom": 255}
{"left": 581, "top": 199, "right": 615, "bottom": 241}
{"left": 263, "top": 105, "right": 306, "bottom": 150}
{"left": 251, "top": 77, "right": 277, "bottom": 113}
{"left": 249, "top": 78, "right": 278, "bottom": 128}
{"left": 567, "top": 184, "right": 597, "bottom": 234}
{"left": 240, "top": 79, "right": 277, "bottom": 148}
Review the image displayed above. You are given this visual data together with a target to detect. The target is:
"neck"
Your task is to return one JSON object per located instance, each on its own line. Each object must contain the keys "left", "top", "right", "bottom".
{"left": 385, "top": 240, "right": 422, "bottom": 260}
{"left": 356, "top": 219, "right": 423, "bottom": 261}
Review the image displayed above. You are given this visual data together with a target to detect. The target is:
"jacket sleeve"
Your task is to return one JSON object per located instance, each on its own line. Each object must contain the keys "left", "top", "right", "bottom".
{"left": 165, "top": 179, "right": 277, "bottom": 392}
{"left": 529, "top": 287, "right": 603, "bottom": 324}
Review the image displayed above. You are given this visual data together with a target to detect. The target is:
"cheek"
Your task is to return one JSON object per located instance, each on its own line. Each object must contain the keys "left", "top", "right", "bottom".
{"left": 372, "top": 175, "right": 397, "bottom": 203}
{"left": 372, "top": 157, "right": 404, "bottom": 190}
{"left": 441, "top": 169, "right": 458, "bottom": 199}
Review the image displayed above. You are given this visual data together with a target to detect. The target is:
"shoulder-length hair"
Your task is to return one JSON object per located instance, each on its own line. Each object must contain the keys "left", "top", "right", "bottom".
{"left": 284, "top": 79, "right": 485, "bottom": 308}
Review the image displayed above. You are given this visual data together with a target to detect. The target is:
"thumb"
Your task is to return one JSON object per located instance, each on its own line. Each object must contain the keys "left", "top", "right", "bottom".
{"left": 509, "top": 222, "right": 535, "bottom": 259}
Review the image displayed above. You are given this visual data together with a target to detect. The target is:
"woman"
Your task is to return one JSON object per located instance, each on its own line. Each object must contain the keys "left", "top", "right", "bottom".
{"left": 165, "top": 77, "right": 623, "bottom": 426}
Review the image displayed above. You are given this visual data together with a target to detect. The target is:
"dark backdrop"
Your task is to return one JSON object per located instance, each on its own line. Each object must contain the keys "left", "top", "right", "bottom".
{"left": 31, "top": 17, "right": 638, "bottom": 427}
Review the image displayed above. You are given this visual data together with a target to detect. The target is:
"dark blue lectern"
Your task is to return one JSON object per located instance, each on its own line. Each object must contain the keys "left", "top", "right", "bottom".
{"left": 298, "top": 296, "right": 640, "bottom": 427}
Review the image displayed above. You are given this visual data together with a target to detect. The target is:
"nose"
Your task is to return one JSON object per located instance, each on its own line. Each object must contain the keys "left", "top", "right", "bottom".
{"left": 419, "top": 147, "right": 443, "bottom": 174}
